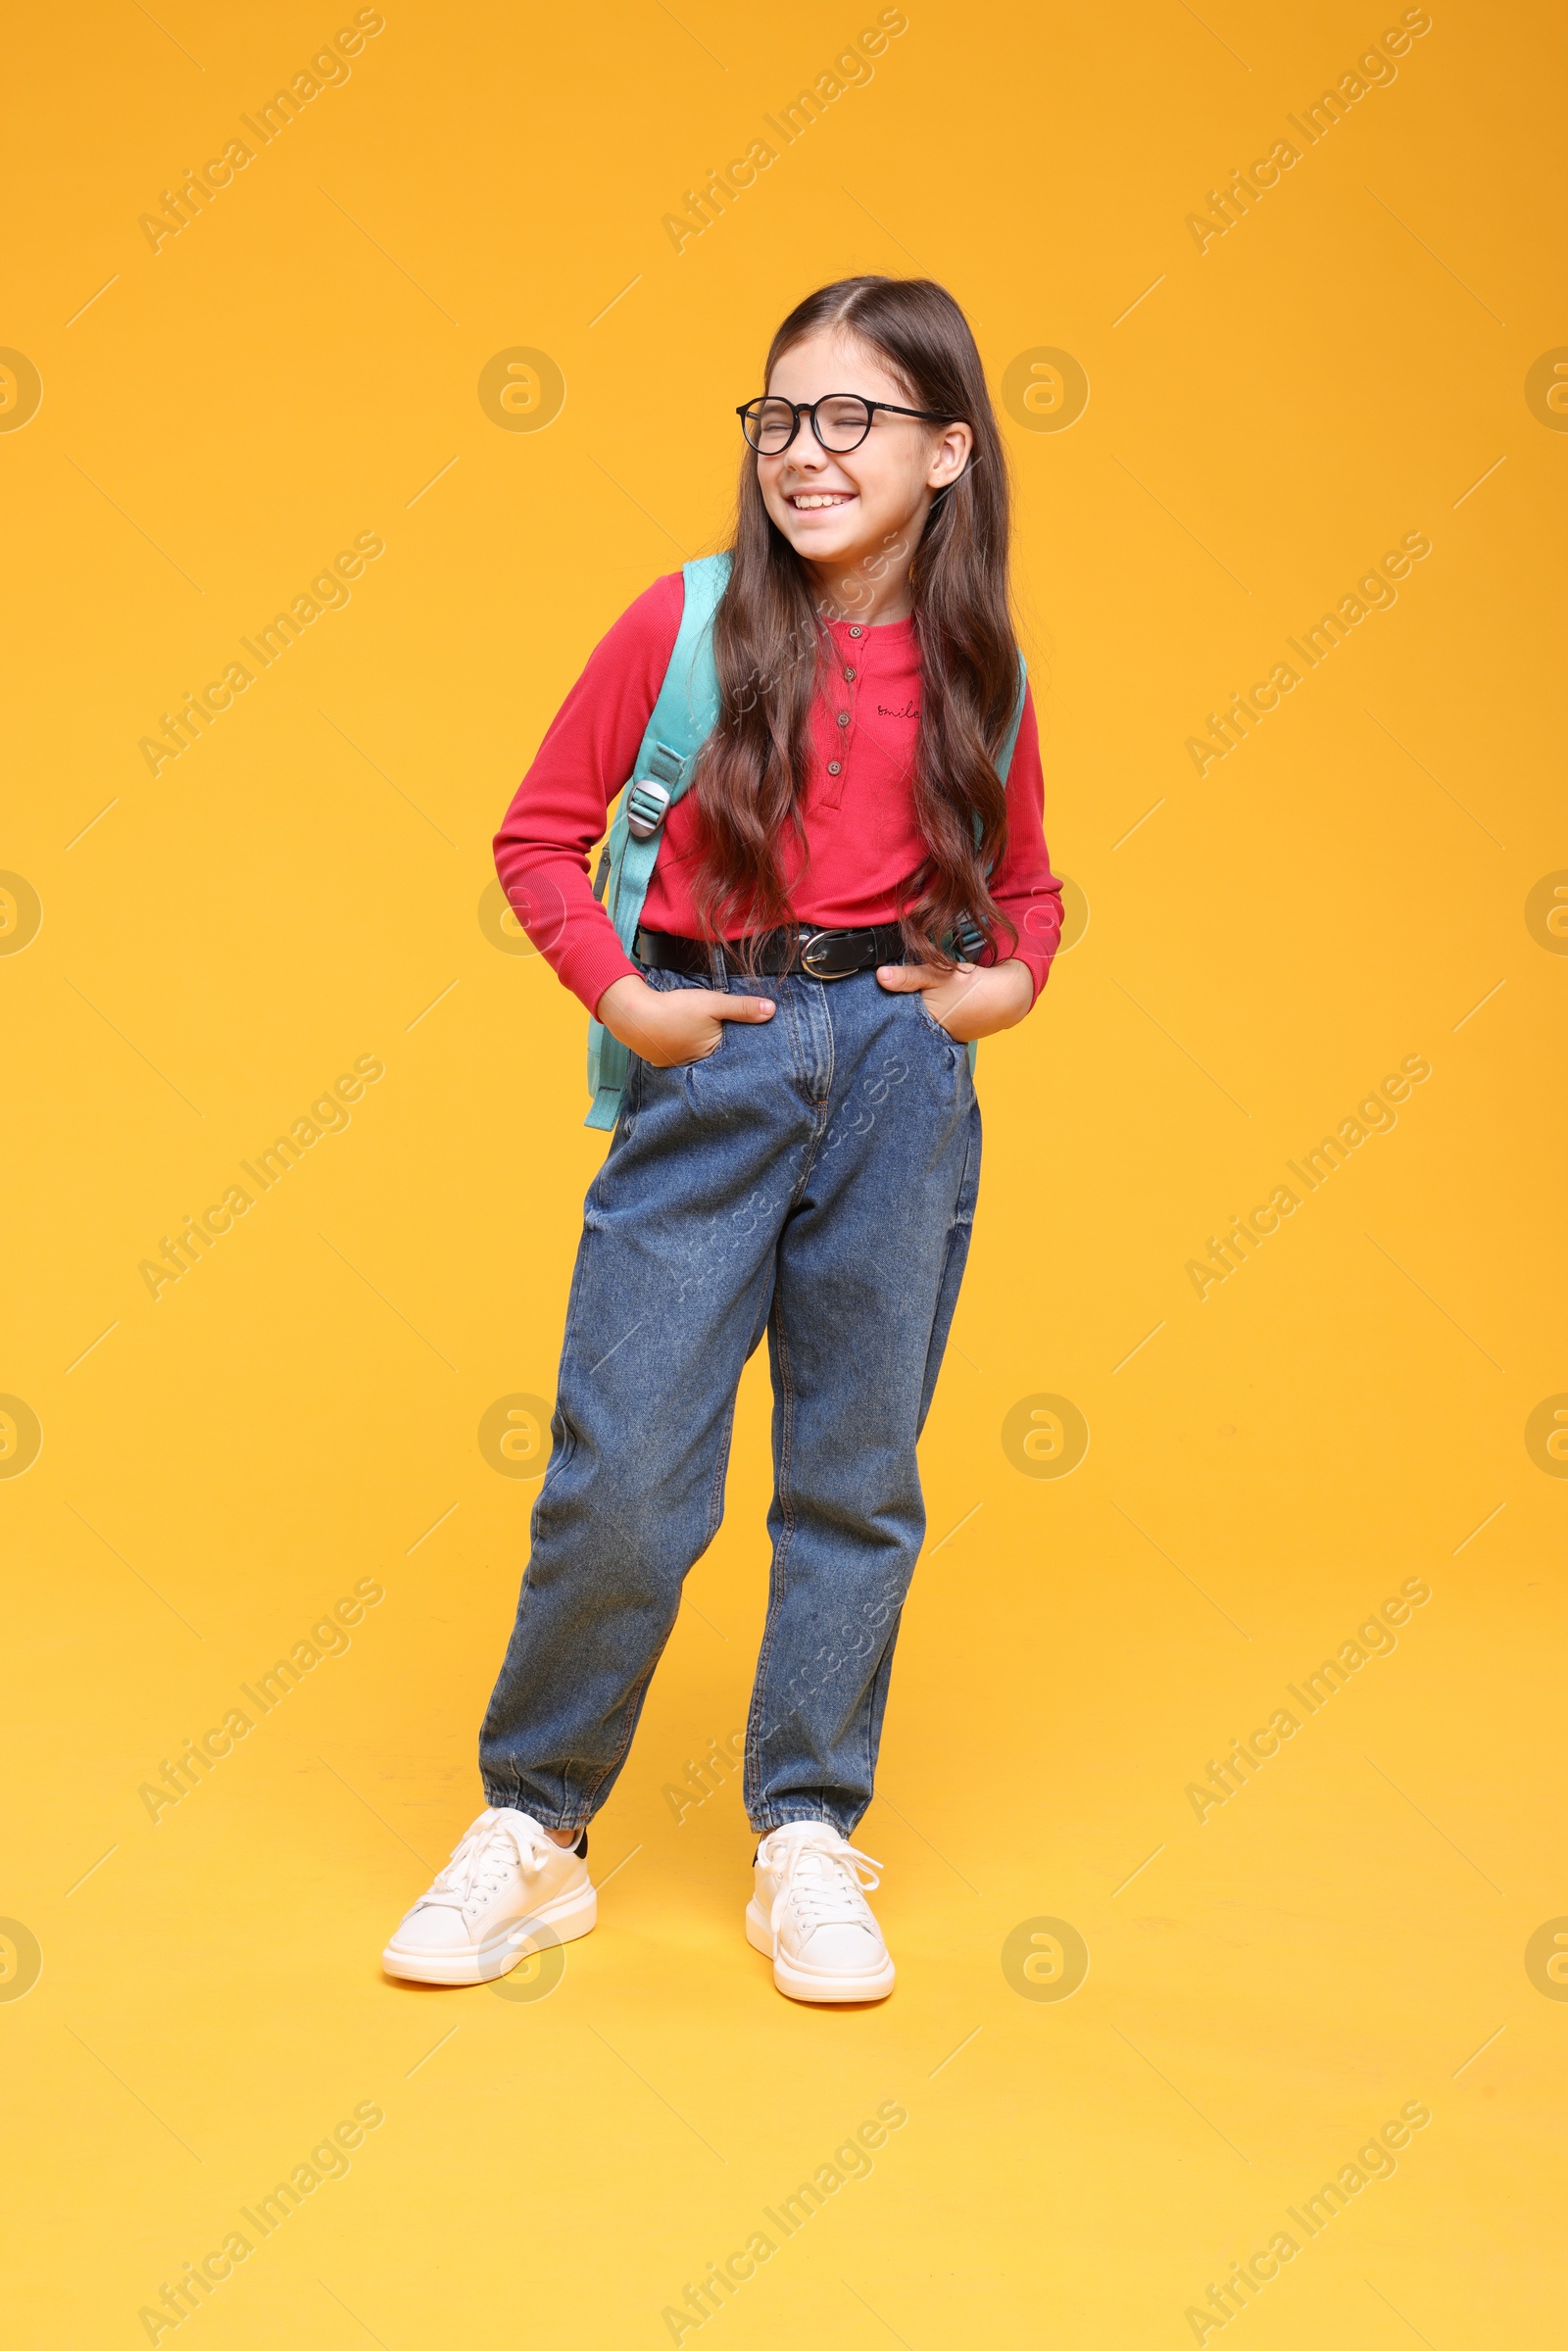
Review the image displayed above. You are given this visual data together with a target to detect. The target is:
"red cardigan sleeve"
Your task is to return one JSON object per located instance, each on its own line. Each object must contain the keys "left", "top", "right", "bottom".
{"left": 493, "top": 571, "right": 684, "bottom": 1015}
{"left": 987, "top": 683, "right": 1064, "bottom": 1003}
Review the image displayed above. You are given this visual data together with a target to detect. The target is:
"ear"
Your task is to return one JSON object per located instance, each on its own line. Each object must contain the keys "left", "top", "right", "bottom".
{"left": 927, "top": 419, "right": 973, "bottom": 489}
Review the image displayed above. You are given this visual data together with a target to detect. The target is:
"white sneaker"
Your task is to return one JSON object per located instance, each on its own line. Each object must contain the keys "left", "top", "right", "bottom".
{"left": 746, "top": 1822, "right": 895, "bottom": 2003}
{"left": 381, "top": 1807, "right": 596, "bottom": 1985}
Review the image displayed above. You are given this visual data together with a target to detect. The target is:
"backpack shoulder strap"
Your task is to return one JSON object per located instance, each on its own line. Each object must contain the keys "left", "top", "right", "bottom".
{"left": 998, "top": 651, "right": 1028, "bottom": 781}
{"left": 584, "top": 553, "right": 731, "bottom": 1129}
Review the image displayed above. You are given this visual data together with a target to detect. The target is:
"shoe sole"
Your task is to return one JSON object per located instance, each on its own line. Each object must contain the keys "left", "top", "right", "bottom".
{"left": 381, "top": 1882, "right": 598, "bottom": 1986}
{"left": 745, "top": 1897, "right": 896, "bottom": 2004}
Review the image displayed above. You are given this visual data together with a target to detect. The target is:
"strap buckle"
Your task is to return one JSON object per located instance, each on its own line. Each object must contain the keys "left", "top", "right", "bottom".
{"left": 799, "top": 927, "right": 867, "bottom": 980}
{"left": 624, "top": 779, "right": 671, "bottom": 840}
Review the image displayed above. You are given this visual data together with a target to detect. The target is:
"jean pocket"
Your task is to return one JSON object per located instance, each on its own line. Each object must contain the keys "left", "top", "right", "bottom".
{"left": 912, "top": 990, "right": 957, "bottom": 1043}
{"left": 638, "top": 965, "right": 727, "bottom": 1065}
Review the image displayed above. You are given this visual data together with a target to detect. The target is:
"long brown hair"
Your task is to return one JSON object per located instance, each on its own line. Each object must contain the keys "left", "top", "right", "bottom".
{"left": 689, "top": 275, "right": 1020, "bottom": 967}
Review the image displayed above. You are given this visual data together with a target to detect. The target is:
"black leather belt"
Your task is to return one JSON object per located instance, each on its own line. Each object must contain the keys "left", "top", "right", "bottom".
{"left": 635, "top": 923, "right": 908, "bottom": 982}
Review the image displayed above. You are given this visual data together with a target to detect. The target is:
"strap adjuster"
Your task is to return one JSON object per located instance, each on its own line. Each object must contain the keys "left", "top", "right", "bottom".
{"left": 625, "top": 779, "right": 671, "bottom": 840}
{"left": 644, "top": 741, "right": 688, "bottom": 787}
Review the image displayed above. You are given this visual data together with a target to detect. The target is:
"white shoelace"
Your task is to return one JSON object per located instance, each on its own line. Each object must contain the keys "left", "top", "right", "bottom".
{"left": 765, "top": 1830, "right": 883, "bottom": 1942}
{"left": 422, "top": 1809, "right": 555, "bottom": 1919}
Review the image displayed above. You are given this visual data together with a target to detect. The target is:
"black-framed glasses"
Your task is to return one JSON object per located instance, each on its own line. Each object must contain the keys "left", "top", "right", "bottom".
{"left": 736, "top": 392, "right": 960, "bottom": 455}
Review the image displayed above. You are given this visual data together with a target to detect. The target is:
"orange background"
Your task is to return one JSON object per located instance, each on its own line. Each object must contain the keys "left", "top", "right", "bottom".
{"left": 4, "top": 0, "right": 1566, "bottom": 2343}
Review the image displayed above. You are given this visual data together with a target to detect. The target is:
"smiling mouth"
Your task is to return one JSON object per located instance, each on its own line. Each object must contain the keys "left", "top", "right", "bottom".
{"left": 787, "top": 491, "right": 854, "bottom": 511}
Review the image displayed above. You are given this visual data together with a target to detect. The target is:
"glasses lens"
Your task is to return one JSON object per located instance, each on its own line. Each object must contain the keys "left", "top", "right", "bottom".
{"left": 746, "top": 399, "right": 796, "bottom": 452}
{"left": 814, "top": 396, "right": 873, "bottom": 450}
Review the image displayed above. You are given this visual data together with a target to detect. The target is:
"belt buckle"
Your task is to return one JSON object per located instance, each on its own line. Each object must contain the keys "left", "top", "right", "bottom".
{"left": 799, "top": 927, "right": 860, "bottom": 980}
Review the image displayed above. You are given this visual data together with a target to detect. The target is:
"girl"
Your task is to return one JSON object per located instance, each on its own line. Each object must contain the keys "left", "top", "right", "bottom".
{"left": 382, "top": 276, "right": 1063, "bottom": 2003}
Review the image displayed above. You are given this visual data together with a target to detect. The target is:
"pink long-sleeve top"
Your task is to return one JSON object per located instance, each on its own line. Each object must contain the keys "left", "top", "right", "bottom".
{"left": 493, "top": 570, "right": 1064, "bottom": 1015}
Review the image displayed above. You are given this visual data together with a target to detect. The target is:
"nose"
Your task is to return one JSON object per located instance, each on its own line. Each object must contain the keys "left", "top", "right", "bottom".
{"left": 780, "top": 430, "right": 828, "bottom": 482}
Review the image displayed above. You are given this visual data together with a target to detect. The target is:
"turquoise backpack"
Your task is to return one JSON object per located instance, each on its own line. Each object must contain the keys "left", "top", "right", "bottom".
{"left": 584, "top": 551, "right": 1027, "bottom": 1130}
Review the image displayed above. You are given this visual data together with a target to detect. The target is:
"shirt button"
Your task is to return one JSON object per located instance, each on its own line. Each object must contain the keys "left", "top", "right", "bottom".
{"left": 849, "top": 625, "right": 862, "bottom": 637}
{"left": 843, "top": 665, "right": 856, "bottom": 680}
{"left": 827, "top": 759, "right": 842, "bottom": 775}
{"left": 836, "top": 710, "right": 850, "bottom": 726}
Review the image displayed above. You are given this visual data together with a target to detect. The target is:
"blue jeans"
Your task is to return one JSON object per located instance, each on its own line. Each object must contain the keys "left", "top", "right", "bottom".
{"left": 478, "top": 961, "right": 982, "bottom": 1837}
